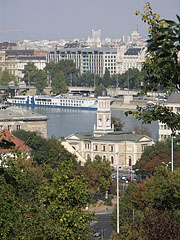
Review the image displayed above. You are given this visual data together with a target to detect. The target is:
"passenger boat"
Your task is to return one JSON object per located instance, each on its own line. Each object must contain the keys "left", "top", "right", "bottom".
{"left": 7, "top": 95, "right": 98, "bottom": 111}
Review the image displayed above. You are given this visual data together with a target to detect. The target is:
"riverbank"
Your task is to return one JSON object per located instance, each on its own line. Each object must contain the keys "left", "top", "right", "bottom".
{"left": 111, "top": 99, "right": 147, "bottom": 110}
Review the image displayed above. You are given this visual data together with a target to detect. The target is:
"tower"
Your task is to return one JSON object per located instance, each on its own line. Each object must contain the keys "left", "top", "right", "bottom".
{"left": 94, "top": 89, "right": 114, "bottom": 137}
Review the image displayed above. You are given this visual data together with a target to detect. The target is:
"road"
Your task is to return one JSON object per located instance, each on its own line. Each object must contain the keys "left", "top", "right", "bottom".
{"left": 90, "top": 211, "right": 114, "bottom": 240}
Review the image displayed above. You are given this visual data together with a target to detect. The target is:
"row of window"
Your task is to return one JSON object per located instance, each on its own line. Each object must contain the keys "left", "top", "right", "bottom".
{"left": 0, "top": 125, "right": 21, "bottom": 131}
{"left": 85, "top": 143, "right": 147, "bottom": 152}
{"left": 160, "top": 134, "right": 171, "bottom": 140}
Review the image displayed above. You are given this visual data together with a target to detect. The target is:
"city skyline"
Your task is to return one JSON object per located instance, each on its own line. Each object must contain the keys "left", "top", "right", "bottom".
{"left": 0, "top": 0, "right": 179, "bottom": 42}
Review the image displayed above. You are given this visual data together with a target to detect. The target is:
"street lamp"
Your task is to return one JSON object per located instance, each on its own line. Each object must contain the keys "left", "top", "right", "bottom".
{"left": 162, "top": 161, "right": 171, "bottom": 169}
{"left": 116, "top": 152, "right": 119, "bottom": 234}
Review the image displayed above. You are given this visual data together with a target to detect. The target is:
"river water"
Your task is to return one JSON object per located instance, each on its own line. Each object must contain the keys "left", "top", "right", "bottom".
{"left": 25, "top": 107, "right": 158, "bottom": 141}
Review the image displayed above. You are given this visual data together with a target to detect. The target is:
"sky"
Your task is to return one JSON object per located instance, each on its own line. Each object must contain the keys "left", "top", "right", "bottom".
{"left": 0, "top": 0, "right": 179, "bottom": 42}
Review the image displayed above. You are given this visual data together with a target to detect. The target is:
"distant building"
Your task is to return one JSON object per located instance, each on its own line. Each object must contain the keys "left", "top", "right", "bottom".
{"left": 65, "top": 90, "right": 153, "bottom": 168}
{"left": 0, "top": 49, "right": 46, "bottom": 81}
{"left": 158, "top": 93, "right": 180, "bottom": 141}
{"left": 47, "top": 47, "right": 117, "bottom": 77}
{"left": 116, "top": 46, "right": 146, "bottom": 74}
{"left": 0, "top": 107, "right": 48, "bottom": 138}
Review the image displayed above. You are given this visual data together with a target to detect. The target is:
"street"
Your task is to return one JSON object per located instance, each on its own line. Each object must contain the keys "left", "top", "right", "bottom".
{"left": 90, "top": 212, "right": 114, "bottom": 240}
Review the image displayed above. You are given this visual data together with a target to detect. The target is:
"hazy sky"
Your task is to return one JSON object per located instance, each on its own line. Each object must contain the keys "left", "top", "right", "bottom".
{"left": 0, "top": 0, "right": 179, "bottom": 41}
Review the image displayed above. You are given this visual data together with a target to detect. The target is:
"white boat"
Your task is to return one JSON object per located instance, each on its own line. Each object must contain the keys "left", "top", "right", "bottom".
{"left": 7, "top": 95, "right": 98, "bottom": 111}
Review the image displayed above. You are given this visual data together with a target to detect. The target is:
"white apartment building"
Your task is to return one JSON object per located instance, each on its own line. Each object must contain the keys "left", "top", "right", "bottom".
{"left": 46, "top": 47, "right": 117, "bottom": 77}
{"left": 116, "top": 46, "right": 146, "bottom": 74}
{"left": 158, "top": 93, "right": 180, "bottom": 141}
{"left": 17, "top": 56, "right": 46, "bottom": 79}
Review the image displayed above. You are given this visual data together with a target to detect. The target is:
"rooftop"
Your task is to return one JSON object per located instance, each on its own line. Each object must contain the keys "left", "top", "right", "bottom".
{"left": 0, "top": 129, "right": 32, "bottom": 153}
{"left": 0, "top": 107, "right": 48, "bottom": 121}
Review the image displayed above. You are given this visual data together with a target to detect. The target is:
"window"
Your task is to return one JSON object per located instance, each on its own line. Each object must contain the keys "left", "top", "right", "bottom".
{"left": 111, "top": 156, "right": 114, "bottom": 164}
{"left": 103, "top": 155, "right": 106, "bottom": 160}
{"left": 0, "top": 125, "right": 4, "bottom": 130}
{"left": 102, "top": 145, "right": 106, "bottom": 151}
{"left": 16, "top": 125, "right": 21, "bottom": 130}
{"left": 8, "top": 125, "right": 12, "bottom": 131}
{"left": 110, "top": 145, "right": 114, "bottom": 152}
{"left": 142, "top": 144, "right": 147, "bottom": 151}
{"left": 94, "top": 144, "right": 98, "bottom": 151}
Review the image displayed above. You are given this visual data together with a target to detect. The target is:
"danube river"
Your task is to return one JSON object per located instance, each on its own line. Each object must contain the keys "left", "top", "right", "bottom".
{"left": 25, "top": 107, "right": 158, "bottom": 141}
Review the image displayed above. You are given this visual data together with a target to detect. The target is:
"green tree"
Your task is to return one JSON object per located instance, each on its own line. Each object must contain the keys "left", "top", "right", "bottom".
{"left": 94, "top": 84, "right": 105, "bottom": 97}
{"left": 45, "top": 60, "right": 79, "bottom": 86}
{"left": 34, "top": 69, "right": 48, "bottom": 93}
{"left": 111, "top": 167, "right": 180, "bottom": 239}
{"left": 77, "top": 72, "right": 95, "bottom": 87}
{"left": 22, "top": 62, "right": 38, "bottom": 85}
{"left": 85, "top": 156, "right": 112, "bottom": 194}
{"left": 0, "top": 154, "right": 93, "bottom": 239}
{"left": 12, "top": 130, "right": 77, "bottom": 168}
{"left": 102, "top": 68, "right": 112, "bottom": 87}
{"left": 0, "top": 70, "right": 16, "bottom": 86}
{"left": 126, "top": 2, "right": 180, "bottom": 135}
{"left": 111, "top": 117, "right": 124, "bottom": 131}
{"left": 135, "top": 138, "right": 180, "bottom": 175}
{"left": 51, "top": 71, "right": 68, "bottom": 95}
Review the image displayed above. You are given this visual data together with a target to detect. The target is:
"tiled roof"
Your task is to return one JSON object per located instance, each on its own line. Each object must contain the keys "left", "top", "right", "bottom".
{"left": 0, "top": 129, "right": 32, "bottom": 153}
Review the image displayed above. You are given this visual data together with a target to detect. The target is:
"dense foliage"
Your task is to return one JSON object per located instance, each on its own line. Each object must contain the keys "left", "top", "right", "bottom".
{"left": 0, "top": 131, "right": 94, "bottom": 239}
{"left": 12, "top": 130, "right": 78, "bottom": 168}
{"left": 126, "top": 2, "right": 180, "bottom": 134}
{"left": 84, "top": 156, "right": 112, "bottom": 194}
{"left": 111, "top": 167, "right": 180, "bottom": 239}
{"left": 0, "top": 70, "right": 17, "bottom": 86}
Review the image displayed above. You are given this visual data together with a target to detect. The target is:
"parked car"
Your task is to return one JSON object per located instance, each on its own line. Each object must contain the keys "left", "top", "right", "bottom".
{"left": 93, "top": 232, "right": 101, "bottom": 239}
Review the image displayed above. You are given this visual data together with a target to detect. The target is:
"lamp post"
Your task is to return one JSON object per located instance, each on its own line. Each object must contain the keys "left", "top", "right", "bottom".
{"left": 116, "top": 152, "right": 119, "bottom": 234}
{"left": 171, "top": 133, "right": 174, "bottom": 172}
{"left": 162, "top": 161, "right": 171, "bottom": 169}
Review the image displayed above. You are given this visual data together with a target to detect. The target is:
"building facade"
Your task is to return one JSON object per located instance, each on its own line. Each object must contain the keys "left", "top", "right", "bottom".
{"left": 0, "top": 107, "right": 48, "bottom": 138}
{"left": 158, "top": 93, "right": 180, "bottom": 141}
{"left": 116, "top": 46, "right": 146, "bottom": 74}
{"left": 65, "top": 91, "right": 153, "bottom": 168}
{"left": 0, "top": 50, "right": 46, "bottom": 81}
{"left": 46, "top": 47, "right": 117, "bottom": 77}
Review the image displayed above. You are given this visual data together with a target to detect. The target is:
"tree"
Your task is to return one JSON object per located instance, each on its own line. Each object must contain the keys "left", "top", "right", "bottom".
{"left": 132, "top": 125, "right": 152, "bottom": 137}
{"left": 94, "top": 84, "right": 105, "bottom": 97}
{"left": 118, "top": 68, "right": 144, "bottom": 90}
{"left": 0, "top": 154, "right": 93, "bottom": 239}
{"left": 45, "top": 60, "right": 79, "bottom": 86}
{"left": 135, "top": 138, "right": 180, "bottom": 175}
{"left": 111, "top": 117, "right": 124, "bottom": 131}
{"left": 0, "top": 135, "right": 93, "bottom": 239}
{"left": 12, "top": 130, "right": 77, "bottom": 168}
{"left": 51, "top": 71, "right": 68, "bottom": 95}
{"left": 34, "top": 69, "right": 47, "bottom": 93}
{"left": 126, "top": 2, "right": 180, "bottom": 135}
{"left": 102, "top": 68, "right": 112, "bottom": 87}
{"left": 77, "top": 72, "right": 95, "bottom": 87}
{"left": 111, "top": 167, "right": 180, "bottom": 239}
{"left": 85, "top": 156, "right": 112, "bottom": 194}
{"left": 22, "top": 62, "right": 38, "bottom": 85}
{"left": 0, "top": 70, "right": 16, "bottom": 86}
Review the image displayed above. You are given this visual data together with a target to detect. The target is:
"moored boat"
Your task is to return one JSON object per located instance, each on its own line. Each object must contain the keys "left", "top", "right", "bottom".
{"left": 7, "top": 95, "right": 98, "bottom": 111}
